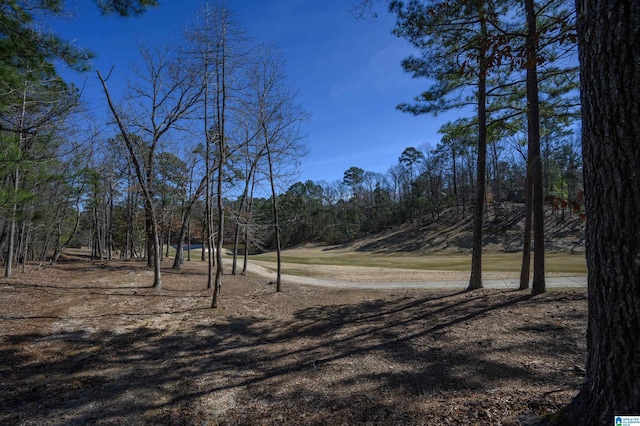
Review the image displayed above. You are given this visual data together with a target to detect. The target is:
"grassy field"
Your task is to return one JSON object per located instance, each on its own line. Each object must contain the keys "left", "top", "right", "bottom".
{"left": 250, "top": 247, "right": 588, "bottom": 275}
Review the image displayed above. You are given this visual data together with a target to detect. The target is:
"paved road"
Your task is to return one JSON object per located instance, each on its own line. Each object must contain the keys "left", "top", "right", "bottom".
{"left": 233, "top": 258, "right": 588, "bottom": 290}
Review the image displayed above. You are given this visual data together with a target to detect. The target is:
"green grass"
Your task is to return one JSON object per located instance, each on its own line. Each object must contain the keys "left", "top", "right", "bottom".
{"left": 162, "top": 245, "right": 178, "bottom": 257}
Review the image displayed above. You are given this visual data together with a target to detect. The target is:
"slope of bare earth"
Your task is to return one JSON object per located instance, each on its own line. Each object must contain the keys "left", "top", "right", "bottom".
{"left": 0, "top": 250, "right": 587, "bottom": 425}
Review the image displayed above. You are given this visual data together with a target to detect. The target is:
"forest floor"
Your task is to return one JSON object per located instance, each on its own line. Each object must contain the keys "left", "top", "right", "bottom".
{"left": 0, "top": 249, "right": 587, "bottom": 425}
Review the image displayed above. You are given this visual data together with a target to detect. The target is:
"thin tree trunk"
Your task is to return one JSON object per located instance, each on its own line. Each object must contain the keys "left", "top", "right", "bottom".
{"left": 90, "top": 225, "right": 95, "bottom": 261}
{"left": 186, "top": 217, "right": 191, "bottom": 261}
{"left": 242, "top": 173, "right": 257, "bottom": 275}
{"left": 6, "top": 81, "right": 28, "bottom": 278}
{"left": 242, "top": 225, "right": 249, "bottom": 275}
{"left": 205, "top": 142, "right": 214, "bottom": 289}
{"left": 108, "top": 185, "right": 114, "bottom": 260}
{"left": 212, "top": 135, "right": 225, "bottom": 306}
{"left": 145, "top": 204, "right": 154, "bottom": 267}
{"left": 212, "top": 15, "right": 228, "bottom": 309}
{"left": 0, "top": 219, "right": 9, "bottom": 262}
{"left": 124, "top": 179, "right": 132, "bottom": 260}
{"left": 4, "top": 165, "right": 19, "bottom": 278}
{"left": 51, "top": 199, "right": 82, "bottom": 266}
{"left": 17, "top": 220, "right": 26, "bottom": 267}
{"left": 232, "top": 171, "right": 255, "bottom": 275}
{"left": 519, "top": 175, "right": 532, "bottom": 289}
{"left": 231, "top": 221, "right": 240, "bottom": 275}
{"left": 265, "top": 142, "right": 283, "bottom": 292}
{"left": 452, "top": 151, "right": 458, "bottom": 212}
{"left": 97, "top": 70, "right": 162, "bottom": 289}
{"left": 94, "top": 204, "right": 103, "bottom": 261}
{"left": 144, "top": 198, "right": 163, "bottom": 288}
{"left": 201, "top": 225, "right": 206, "bottom": 262}
{"left": 20, "top": 221, "right": 28, "bottom": 273}
{"left": 172, "top": 204, "right": 192, "bottom": 270}
{"left": 165, "top": 227, "right": 171, "bottom": 257}
{"left": 492, "top": 145, "right": 499, "bottom": 202}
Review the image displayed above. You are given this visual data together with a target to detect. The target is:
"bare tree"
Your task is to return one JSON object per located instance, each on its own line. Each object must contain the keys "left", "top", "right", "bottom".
{"left": 185, "top": 1, "right": 249, "bottom": 306}
{"left": 228, "top": 114, "right": 263, "bottom": 275}
{"left": 97, "top": 45, "right": 202, "bottom": 289}
{"left": 171, "top": 160, "right": 208, "bottom": 270}
{"left": 249, "top": 44, "right": 309, "bottom": 292}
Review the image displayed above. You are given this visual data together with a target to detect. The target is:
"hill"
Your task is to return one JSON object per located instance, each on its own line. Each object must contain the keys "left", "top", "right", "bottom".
{"left": 348, "top": 203, "right": 585, "bottom": 254}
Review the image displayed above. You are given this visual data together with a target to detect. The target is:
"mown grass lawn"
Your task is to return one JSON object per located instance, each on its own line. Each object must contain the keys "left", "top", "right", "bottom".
{"left": 250, "top": 247, "right": 587, "bottom": 275}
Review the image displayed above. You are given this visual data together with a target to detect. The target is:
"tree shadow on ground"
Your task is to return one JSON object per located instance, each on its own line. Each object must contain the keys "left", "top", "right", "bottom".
{"left": 0, "top": 283, "right": 586, "bottom": 425}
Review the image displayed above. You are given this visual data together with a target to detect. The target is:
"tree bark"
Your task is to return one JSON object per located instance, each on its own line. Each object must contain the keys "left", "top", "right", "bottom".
{"left": 519, "top": 175, "right": 532, "bottom": 290}
{"left": 468, "top": 6, "right": 489, "bottom": 291}
{"left": 556, "top": 0, "right": 640, "bottom": 422}
{"left": 525, "top": 0, "right": 545, "bottom": 295}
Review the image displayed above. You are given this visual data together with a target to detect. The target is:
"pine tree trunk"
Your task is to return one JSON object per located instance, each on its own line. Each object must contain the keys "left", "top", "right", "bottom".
{"left": 468, "top": 8, "right": 489, "bottom": 291}
{"left": 557, "top": 0, "right": 640, "bottom": 421}
{"left": 525, "top": 0, "right": 545, "bottom": 295}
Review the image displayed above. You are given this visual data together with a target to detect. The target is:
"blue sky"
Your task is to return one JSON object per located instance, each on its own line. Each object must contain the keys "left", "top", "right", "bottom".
{"left": 52, "top": 1, "right": 460, "bottom": 184}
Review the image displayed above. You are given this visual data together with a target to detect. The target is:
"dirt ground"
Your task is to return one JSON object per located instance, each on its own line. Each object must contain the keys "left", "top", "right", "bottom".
{"left": 0, "top": 251, "right": 587, "bottom": 425}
